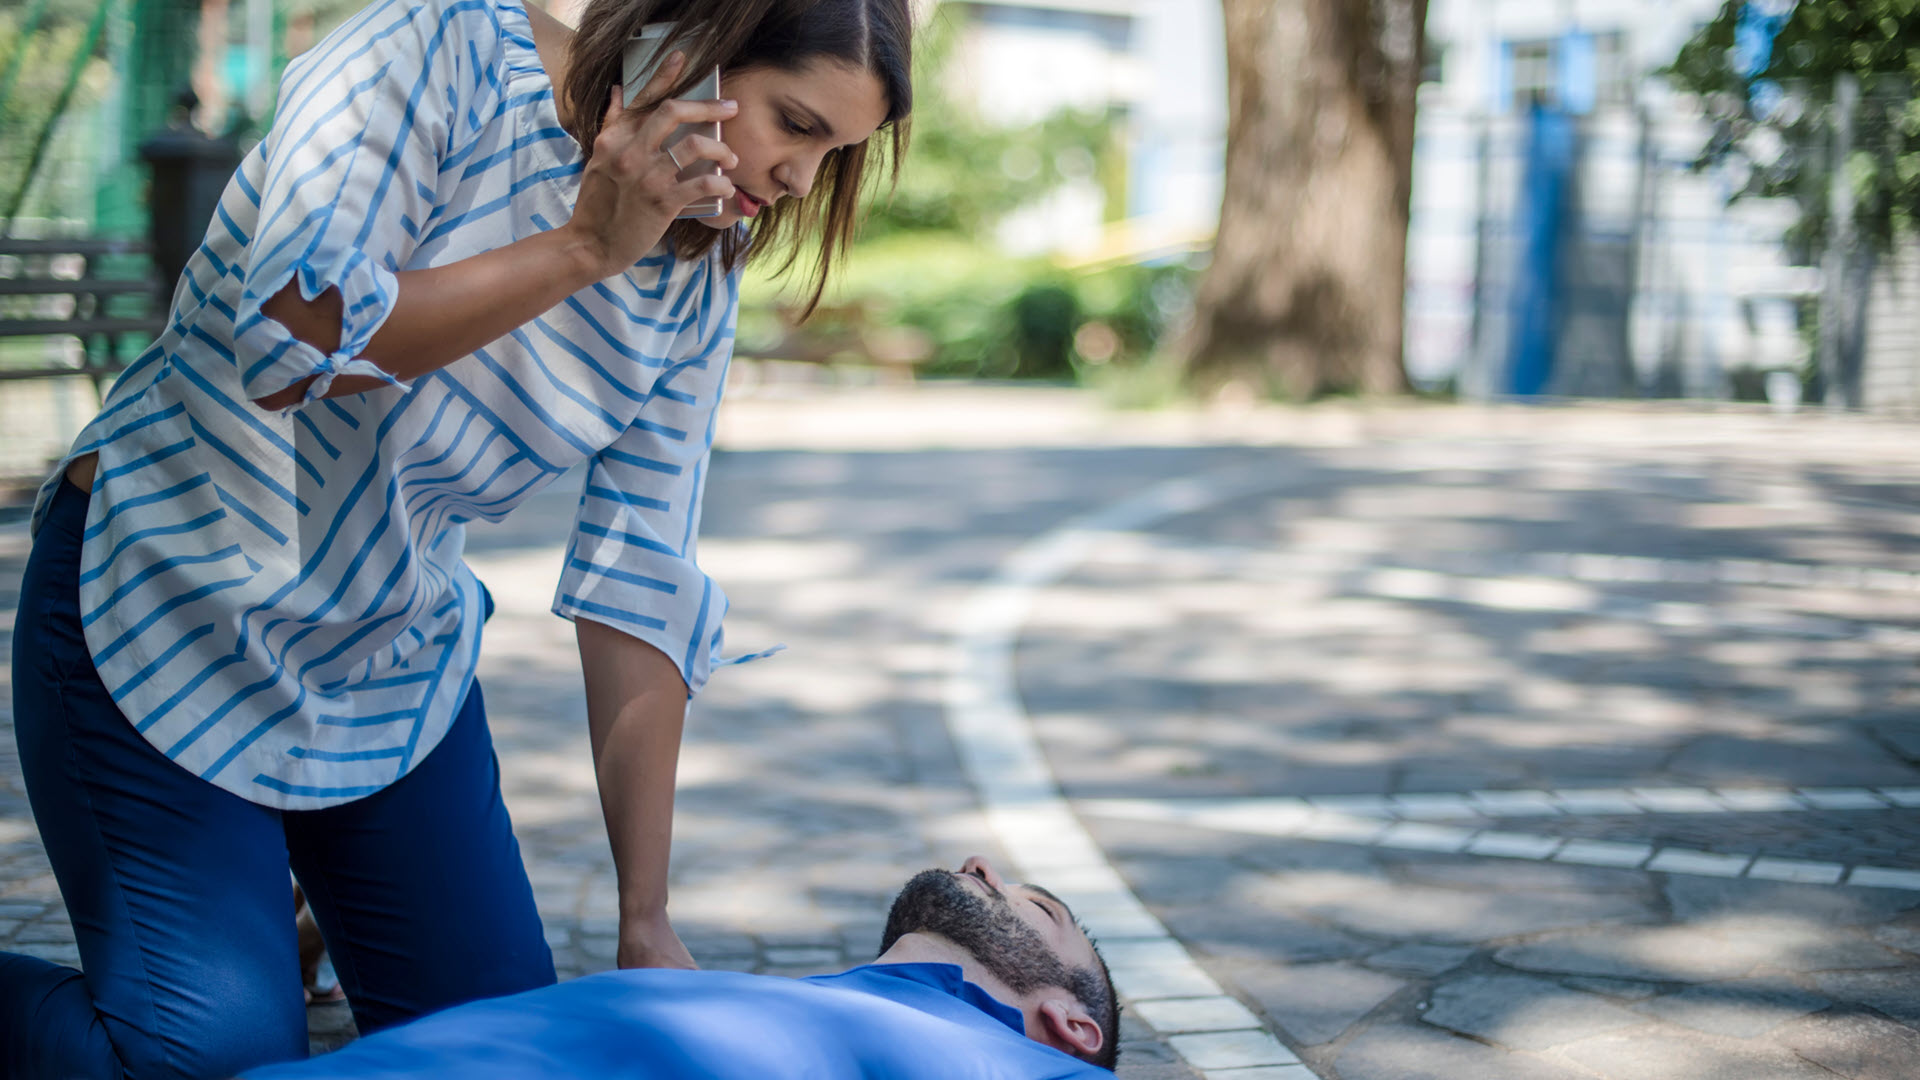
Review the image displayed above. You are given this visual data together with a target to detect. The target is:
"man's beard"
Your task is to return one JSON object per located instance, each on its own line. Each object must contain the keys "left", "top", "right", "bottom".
{"left": 879, "top": 869, "right": 1075, "bottom": 996}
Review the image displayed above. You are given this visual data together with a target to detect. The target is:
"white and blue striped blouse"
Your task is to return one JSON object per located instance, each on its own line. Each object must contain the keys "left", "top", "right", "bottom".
{"left": 30, "top": 0, "right": 751, "bottom": 809}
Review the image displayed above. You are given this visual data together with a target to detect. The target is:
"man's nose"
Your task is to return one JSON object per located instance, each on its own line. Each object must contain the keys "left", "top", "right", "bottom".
{"left": 960, "top": 855, "right": 1005, "bottom": 891}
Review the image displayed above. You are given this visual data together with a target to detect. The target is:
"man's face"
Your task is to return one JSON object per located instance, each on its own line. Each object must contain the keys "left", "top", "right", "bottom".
{"left": 879, "top": 859, "right": 1098, "bottom": 995}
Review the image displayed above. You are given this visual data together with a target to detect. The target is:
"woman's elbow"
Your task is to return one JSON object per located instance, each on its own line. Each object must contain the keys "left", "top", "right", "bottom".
{"left": 251, "top": 283, "right": 344, "bottom": 410}
{"left": 261, "top": 281, "right": 345, "bottom": 352}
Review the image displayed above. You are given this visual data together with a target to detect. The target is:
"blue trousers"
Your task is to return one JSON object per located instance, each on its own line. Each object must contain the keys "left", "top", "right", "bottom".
{"left": 3, "top": 478, "right": 556, "bottom": 1080}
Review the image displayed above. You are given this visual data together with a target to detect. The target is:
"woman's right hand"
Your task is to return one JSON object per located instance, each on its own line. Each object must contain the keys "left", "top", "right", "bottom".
{"left": 617, "top": 908, "right": 699, "bottom": 972}
{"left": 565, "top": 52, "right": 739, "bottom": 279}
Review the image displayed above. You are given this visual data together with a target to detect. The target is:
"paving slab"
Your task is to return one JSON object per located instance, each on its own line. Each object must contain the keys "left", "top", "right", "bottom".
{"left": 1334, "top": 1021, "right": 1590, "bottom": 1080}
{"left": 1557, "top": 1032, "right": 1842, "bottom": 1080}
{"left": 307, "top": 1001, "right": 357, "bottom": 1055}
{"left": 1747, "top": 857, "right": 1847, "bottom": 885}
{"left": 1258, "top": 873, "right": 1656, "bottom": 945}
{"left": 8, "top": 941, "right": 79, "bottom": 965}
{"left": 1421, "top": 973, "right": 1645, "bottom": 1050}
{"left": 1871, "top": 913, "right": 1920, "bottom": 956}
{"left": 1709, "top": 915, "right": 1910, "bottom": 973}
{"left": 1668, "top": 734, "right": 1920, "bottom": 789}
{"left": 1554, "top": 975, "right": 1662, "bottom": 1000}
{"left": 1849, "top": 866, "right": 1920, "bottom": 890}
{"left": 1630, "top": 978, "right": 1830, "bottom": 1038}
{"left": 1494, "top": 922, "right": 1820, "bottom": 983}
{"left": 1386, "top": 852, "right": 1649, "bottom": 895}
{"left": 1776, "top": 1009, "right": 1920, "bottom": 1080}
{"left": 1131, "top": 996, "right": 1264, "bottom": 1035}
{"left": 1152, "top": 902, "right": 1372, "bottom": 966}
{"left": 1645, "top": 847, "right": 1754, "bottom": 877}
{"left": 1362, "top": 943, "right": 1474, "bottom": 977}
{"left": 1808, "top": 968, "right": 1920, "bottom": 1026}
{"left": 1218, "top": 960, "right": 1406, "bottom": 1047}
{"left": 1664, "top": 875, "right": 1920, "bottom": 925}
{"left": 1551, "top": 839, "right": 1654, "bottom": 868}
{"left": 1110, "top": 1040, "right": 1205, "bottom": 1080}
{"left": 1166, "top": 1030, "right": 1299, "bottom": 1070}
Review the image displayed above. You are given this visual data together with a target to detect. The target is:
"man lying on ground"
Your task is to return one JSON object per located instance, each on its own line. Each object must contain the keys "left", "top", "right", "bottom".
{"left": 245, "top": 856, "right": 1119, "bottom": 1078}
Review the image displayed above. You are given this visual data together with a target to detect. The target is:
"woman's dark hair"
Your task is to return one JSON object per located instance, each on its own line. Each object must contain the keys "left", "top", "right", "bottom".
{"left": 561, "top": 0, "right": 913, "bottom": 317}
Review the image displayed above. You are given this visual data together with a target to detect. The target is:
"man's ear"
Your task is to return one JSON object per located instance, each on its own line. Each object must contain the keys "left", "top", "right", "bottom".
{"left": 1036, "top": 997, "right": 1104, "bottom": 1061}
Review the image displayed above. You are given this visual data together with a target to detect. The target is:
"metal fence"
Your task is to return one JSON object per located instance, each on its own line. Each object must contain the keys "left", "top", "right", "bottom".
{"left": 1404, "top": 101, "right": 1818, "bottom": 404}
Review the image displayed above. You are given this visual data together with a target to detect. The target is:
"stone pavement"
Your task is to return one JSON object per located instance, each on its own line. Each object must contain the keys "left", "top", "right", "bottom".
{"left": 999, "top": 402, "right": 1920, "bottom": 1079}
{"left": 2, "top": 387, "right": 1918, "bottom": 1079}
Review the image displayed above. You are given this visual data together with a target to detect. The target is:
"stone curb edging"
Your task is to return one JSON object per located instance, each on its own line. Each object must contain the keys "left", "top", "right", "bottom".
{"left": 1077, "top": 791, "right": 1920, "bottom": 892}
{"left": 943, "top": 466, "right": 1315, "bottom": 1078}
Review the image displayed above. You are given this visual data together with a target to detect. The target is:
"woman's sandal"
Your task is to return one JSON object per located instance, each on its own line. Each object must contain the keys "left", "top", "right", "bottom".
{"left": 295, "top": 885, "right": 348, "bottom": 1005}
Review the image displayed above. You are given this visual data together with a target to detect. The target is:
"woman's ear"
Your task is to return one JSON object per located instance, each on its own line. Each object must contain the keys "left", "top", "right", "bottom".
{"left": 1037, "top": 997, "right": 1104, "bottom": 1061}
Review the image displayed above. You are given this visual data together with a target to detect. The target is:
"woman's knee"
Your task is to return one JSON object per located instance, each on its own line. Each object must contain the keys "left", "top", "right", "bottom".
{"left": 1, "top": 950, "right": 306, "bottom": 1080}
{"left": 0, "top": 953, "right": 122, "bottom": 1080}
{"left": 105, "top": 975, "right": 306, "bottom": 1080}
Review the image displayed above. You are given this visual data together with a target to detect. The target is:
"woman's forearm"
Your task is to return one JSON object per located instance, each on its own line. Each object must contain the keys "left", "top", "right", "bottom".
{"left": 252, "top": 225, "right": 607, "bottom": 410}
{"left": 251, "top": 60, "right": 743, "bottom": 413}
{"left": 576, "top": 618, "right": 689, "bottom": 923}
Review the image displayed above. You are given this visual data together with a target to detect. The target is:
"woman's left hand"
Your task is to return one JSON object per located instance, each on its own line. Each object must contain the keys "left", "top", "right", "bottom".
{"left": 565, "top": 53, "right": 740, "bottom": 279}
{"left": 618, "top": 908, "right": 699, "bottom": 970}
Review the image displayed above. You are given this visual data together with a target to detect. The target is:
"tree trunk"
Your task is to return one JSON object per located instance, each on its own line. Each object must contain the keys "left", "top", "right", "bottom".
{"left": 1181, "top": 0, "right": 1426, "bottom": 399}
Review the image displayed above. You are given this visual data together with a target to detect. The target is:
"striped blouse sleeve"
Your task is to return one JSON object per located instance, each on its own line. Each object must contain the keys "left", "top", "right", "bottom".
{"left": 553, "top": 256, "right": 743, "bottom": 696}
{"left": 231, "top": 0, "right": 496, "bottom": 410}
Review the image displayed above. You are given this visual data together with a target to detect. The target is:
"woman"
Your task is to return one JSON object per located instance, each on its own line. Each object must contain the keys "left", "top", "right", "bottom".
{"left": 1, "top": 0, "right": 910, "bottom": 1076}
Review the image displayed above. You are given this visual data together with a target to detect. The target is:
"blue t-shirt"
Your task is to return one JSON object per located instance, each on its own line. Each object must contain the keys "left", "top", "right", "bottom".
{"left": 245, "top": 963, "right": 1110, "bottom": 1079}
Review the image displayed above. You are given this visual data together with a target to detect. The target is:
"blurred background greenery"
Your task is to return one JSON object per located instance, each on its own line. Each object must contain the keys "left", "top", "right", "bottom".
{"left": 5, "top": 0, "right": 1917, "bottom": 435}
{"left": 735, "top": 7, "right": 1200, "bottom": 396}
{"left": 0, "top": 0, "right": 1205, "bottom": 407}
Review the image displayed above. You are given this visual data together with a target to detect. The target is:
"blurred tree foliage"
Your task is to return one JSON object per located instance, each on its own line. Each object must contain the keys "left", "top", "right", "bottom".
{"left": 278, "top": 0, "right": 367, "bottom": 26}
{"left": 766, "top": 1, "right": 1199, "bottom": 382}
{"left": 1668, "top": 0, "right": 1920, "bottom": 259}
{"left": 0, "top": 0, "right": 112, "bottom": 224}
{"left": 856, "top": 4, "right": 1112, "bottom": 242}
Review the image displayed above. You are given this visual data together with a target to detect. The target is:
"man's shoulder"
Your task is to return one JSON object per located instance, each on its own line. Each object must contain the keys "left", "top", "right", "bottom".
{"left": 595, "top": 966, "right": 1109, "bottom": 1077}
{"left": 247, "top": 966, "right": 1110, "bottom": 1080}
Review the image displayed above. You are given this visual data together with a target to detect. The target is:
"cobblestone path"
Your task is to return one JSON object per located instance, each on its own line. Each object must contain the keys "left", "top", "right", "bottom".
{"left": 3, "top": 391, "right": 1916, "bottom": 1078}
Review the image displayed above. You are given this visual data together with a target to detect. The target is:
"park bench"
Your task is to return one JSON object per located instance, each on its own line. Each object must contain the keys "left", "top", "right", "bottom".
{"left": 0, "top": 240, "right": 932, "bottom": 394}
{"left": 0, "top": 236, "right": 165, "bottom": 395}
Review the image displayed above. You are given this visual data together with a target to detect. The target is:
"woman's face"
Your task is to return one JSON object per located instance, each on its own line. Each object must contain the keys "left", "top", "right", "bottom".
{"left": 696, "top": 57, "right": 891, "bottom": 229}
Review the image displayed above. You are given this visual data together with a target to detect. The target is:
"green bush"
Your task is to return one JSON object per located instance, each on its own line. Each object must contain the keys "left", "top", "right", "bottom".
{"left": 744, "top": 235, "right": 1201, "bottom": 385}
{"left": 886, "top": 255, "right": 1198, "bottom": 383}
{"left": 1009, "top": 282, "right": 1080, "bottom": 378}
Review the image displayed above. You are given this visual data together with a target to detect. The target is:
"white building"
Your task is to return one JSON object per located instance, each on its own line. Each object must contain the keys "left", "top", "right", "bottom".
{"left": 936, "top": 0, "right": 1225, "bottom": 259}
{"left": 1409, "top": 0, "right": 1811, "bottom": 398}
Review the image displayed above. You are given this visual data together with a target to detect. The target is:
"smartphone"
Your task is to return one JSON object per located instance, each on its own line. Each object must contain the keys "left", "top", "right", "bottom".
{"left": 623, "top": 23, "right": 723, "bottom": 219}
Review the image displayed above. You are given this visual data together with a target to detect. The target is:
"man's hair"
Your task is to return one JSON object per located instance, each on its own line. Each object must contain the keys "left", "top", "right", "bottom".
{"left": 879, "top": 870, "right": 1123, "bottom": 1071}
{"left": 1068, "top": 936, "right": 1120, "bottom": 1071}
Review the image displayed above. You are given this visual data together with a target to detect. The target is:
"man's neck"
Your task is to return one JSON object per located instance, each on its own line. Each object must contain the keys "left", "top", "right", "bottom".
{"left": 870, "top": 935, "right": 1099, "bottom": 1062}
{"left": 871, "top": 933, "right": 1026, "bottom": 1012}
